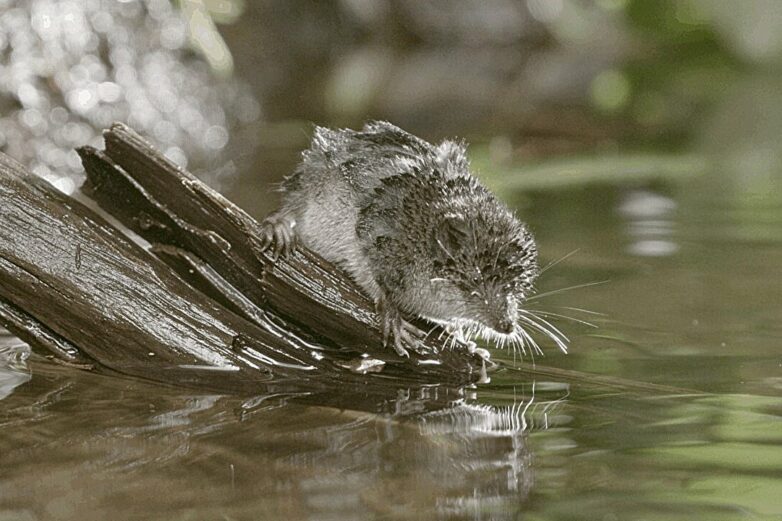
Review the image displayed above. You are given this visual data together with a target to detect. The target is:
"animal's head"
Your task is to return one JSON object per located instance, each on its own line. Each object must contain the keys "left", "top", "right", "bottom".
{"left": 429, "top": 198, "right": 539, "bottom": 338}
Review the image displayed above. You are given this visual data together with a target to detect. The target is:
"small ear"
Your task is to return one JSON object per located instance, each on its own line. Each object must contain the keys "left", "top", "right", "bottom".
{"left": 434, "top": 140, "right": 468, "bottom": 173}
{"left": 434, "top": 213, "right": 470, "bottom": 254}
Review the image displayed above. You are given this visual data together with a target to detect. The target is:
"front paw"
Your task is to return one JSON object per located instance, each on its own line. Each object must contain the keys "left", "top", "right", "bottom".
{"left": 375, "top": 296, "right": 425, "bottom": 357}
{"left": 258, "top": 212, "right": 297, "bottom": 261}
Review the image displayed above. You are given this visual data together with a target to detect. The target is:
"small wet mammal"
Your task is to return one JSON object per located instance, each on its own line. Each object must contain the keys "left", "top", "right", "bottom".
{"left": 260, "top": 121, "right": 549, "bottom": 357}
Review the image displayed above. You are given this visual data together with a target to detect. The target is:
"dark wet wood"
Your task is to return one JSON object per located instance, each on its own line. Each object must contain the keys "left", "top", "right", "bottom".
{"left": 0, "top": 124, "right": 487, "bottom": 395}
{"left": 0, "top": 297, "right": 91, "bottom": 366}
{"left": 0, "top": 151, "right": 324, "bottom": 393}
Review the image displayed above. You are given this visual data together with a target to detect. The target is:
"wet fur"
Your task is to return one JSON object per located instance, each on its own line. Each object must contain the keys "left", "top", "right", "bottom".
{"left": 265, "top": 121, "right": 540, "bottom": 352}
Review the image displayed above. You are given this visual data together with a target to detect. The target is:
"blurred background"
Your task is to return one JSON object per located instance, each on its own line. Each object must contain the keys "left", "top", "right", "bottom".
{"left": 2, "top": 0, "right": 782, "bottom": 212}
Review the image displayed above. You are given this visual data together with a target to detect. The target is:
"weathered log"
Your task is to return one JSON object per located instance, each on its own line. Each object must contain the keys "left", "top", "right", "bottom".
{"left": 0, "top": 124, "right": 487, "bottom": 395}
{"left": 0, "top": 152, "right": 324, "bottom": 393}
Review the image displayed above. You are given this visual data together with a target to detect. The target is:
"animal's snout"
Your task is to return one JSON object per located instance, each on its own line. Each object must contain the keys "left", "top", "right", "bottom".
{"left": 496, "top": 318, "right": 515, "bottom": 334}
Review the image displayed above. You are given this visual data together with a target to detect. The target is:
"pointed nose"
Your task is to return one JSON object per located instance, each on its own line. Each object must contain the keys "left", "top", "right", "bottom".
{"left": 497, "top": 318, "right": 515, "bottom": 334}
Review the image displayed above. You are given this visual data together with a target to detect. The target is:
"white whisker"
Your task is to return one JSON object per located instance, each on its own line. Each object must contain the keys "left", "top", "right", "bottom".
{"left": 557, "top": 306, "right": 607, "bottom": 317}
{"left": 517, "top": 314, "right": 568, "bottom": 353}
{"left": 426, "top": 307, "right": 576, "bottom": 359}
{"left": 527, "top": 309, "right": 597, "bottom": 329}
{"left": 539, "top": 248, "right": 580, "bottom": 275}
{"left": 526, "top": 280, "right": 609, "bottom": 302}
{"left": 520, "top": 314, "right": 568, "bottom": 351}
{"left": 514, "top": 332, "right": 529, "bottom": 356}
{"left": 423, "top": 323, "right": 441, "bottom": 339}
{"left": 514, "top": 325, "right": 538, "bottom": 355}
{"left": 519, "top": 310, "right": 570, "bottom": 342}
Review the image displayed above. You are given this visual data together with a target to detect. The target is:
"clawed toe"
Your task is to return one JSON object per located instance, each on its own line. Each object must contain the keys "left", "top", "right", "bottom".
{"left": 258, "top": 213, "right": 296, "bottom": 260}
{"left": 376, "top": 297, "right": 426, "bottom": 357}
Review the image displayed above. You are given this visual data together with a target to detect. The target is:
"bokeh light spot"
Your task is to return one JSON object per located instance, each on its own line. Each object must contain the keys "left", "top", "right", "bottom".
{"left": 590, "top": 69, "right": 630, "bottom": 112}
{"left": 204, "top": 125, "right": 228, "bottom": 150}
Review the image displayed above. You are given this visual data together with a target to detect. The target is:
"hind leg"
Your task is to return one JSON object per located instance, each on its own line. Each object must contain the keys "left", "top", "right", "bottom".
{"left": 258, "top": 210, "right": 297, "bottom": 260}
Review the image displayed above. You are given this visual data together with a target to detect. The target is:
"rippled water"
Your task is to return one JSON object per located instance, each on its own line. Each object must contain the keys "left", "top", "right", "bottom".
{"left": 2, "top": 167, "right": 780, "bottom": 520}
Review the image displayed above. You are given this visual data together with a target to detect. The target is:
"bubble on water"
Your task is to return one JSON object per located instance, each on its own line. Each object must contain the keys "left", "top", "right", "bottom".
{"left": 90, "top": 11, "right": 113, "bottom": 33}
{"left": 160, "top": 17, "right": 187, "bottom": 50}
{"left": 236, "top": 95, "right": 261, "bottom": 124}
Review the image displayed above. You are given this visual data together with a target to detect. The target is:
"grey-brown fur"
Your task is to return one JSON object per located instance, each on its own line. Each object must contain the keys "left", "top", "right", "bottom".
{"left": 260, "top": 121, "right": 538, "bottom": 356}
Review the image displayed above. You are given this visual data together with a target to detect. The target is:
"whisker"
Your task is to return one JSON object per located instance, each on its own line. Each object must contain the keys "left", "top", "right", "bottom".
{"left": 435, "top": 238, "right": 459, "bottom": 265}
{"left": 517, "top": 314, "right": 568, "bottom": 353}
{"left": 447, "top": 329, "right": 457, "bottom": 350}
{"left": 423, "top": 323, "right": 441, "bottom": 339}
{"left": 557, "top": 306, "right": 607, "bottom": 317}
{"left": 509, "top": 333, "right": 523, "bottom": 356}
{"left": 439, "top": 326, "right": 456, "bottom": 350}
{"left": 431, "top": 313, "right": 575, "bottom": 360}
{"left": 521, "top": 313, "right": 567, "bottom": 343}
{"left": 526, "top": 309, "right": 598, "bottom": 329}
{"left": 529, "top": 332, "right": 544, "bottom": 356}
{"left": 528, "top": 314, "right": 570, "bottom": 348}
{"left": 437, "top": 327, "right": 448, "bottom": 341}
{"left": 513, "top": 335, "right": 521, "bottom": 352}
{"left": 526, "top": 280, "right": 609, "bottom": 302}
{"left": 522, "top": 317, "right": 570, "bottom": 352}
{"left": 519, "top": 309, "right": 570, "bottom": 341}
{"left": 514, "top": 325, "right": 538, "bottom": 356}
{"left": 539, "top": 248, "right": 580, "bottom": 275}
{"left": 451, "top": 325, "right": 465, "bottom": 350}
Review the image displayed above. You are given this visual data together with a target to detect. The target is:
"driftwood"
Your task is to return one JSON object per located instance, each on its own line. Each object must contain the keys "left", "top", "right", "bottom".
{"left": 0, "top": 123, "right": 488, "bottom": 395}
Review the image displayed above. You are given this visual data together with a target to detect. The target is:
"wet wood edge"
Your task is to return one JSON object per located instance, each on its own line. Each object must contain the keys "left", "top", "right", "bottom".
{"left": 0, "top": 297, "right": 93, "bottom": 366}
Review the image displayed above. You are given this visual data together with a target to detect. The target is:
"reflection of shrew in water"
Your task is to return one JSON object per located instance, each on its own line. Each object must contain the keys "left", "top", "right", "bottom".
{"left": 260, "top": 121, "right": 566, "bottom": 356}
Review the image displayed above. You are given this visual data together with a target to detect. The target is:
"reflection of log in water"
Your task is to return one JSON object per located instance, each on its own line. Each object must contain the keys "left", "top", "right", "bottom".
{"left": 0, "top": 361, "right": 567, "bottom": 519}
{"left": 0, "top": 123, "right": 489, "bottom": 396}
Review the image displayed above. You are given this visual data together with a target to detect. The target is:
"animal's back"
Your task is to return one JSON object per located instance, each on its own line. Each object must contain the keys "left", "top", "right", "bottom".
{"left": 279, "top": 122, "right": 431, "bottom": 296}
